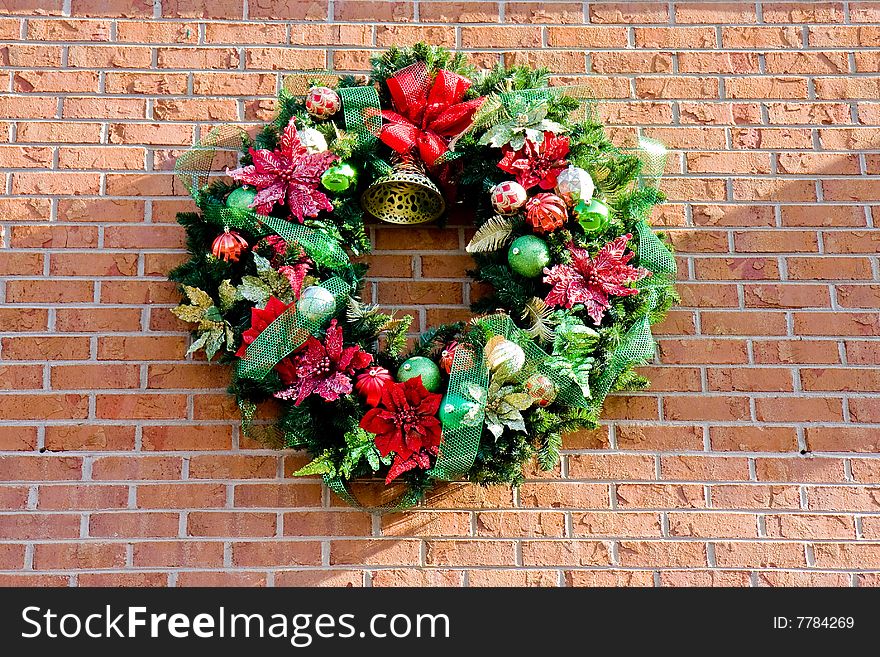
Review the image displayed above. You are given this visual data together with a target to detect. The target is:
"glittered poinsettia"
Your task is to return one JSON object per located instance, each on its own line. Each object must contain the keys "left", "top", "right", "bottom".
{"left": 497, "top": 131, "right": 570, "bottom": 190}
{"left": 359, "top": 377, "right": 443, "bottom": 484}
{"left": 235, "top": 296, "right": 291, "bottom": 357}
{"left": 274, "top": 319, "right": 373, "bottom": 406}
{"left": 227, "top": 118, "right": 338, "bottom": 220}
{"left": 543, "top": 234, "right": 650, "bottom": 324}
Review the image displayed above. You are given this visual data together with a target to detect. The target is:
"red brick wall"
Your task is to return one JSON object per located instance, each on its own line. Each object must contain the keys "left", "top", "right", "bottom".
{"left": 0, "top": 1, "right": 878, "bottom": 587}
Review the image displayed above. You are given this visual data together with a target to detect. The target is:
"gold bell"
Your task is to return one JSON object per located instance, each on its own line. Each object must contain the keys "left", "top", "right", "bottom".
{"left": 360, "top": 159, "right": 445, "bottom": 224}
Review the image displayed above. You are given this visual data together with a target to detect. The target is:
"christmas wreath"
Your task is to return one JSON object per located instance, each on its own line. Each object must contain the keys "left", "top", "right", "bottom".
{"left": 170, "top": 45, "right": 678, "bottom": 509}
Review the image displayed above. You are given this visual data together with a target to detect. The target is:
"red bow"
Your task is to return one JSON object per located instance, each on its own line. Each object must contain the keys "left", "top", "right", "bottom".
{"left": 379, "top": 62, "right": 484, "bottom": 167}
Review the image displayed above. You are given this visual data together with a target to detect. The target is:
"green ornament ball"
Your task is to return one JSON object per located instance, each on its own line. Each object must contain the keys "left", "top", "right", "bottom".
{"left": 321, "top": 163, "right": 358, "bottom": 193}
{"left": 438, "top": 393, "right": 477, "bottom": 430}
{"left": 575, "top": 198, "right": 611, "bottom": 232}
{"left": 507, "top": 235, "right": 551, "bottom": 278}
{"left": 226, "top": 186, "right": 257, "bottom": 209}
{"left": 296, "top": 285, "right": 336, "bottom": 324}
{"left": 397, "top": 356, "right": 442, "bottom": 393}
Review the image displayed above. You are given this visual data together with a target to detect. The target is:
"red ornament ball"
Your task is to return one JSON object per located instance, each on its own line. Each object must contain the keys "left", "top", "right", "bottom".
{"left": 355, "top": 366, "right": 394, "bottom": 407}
{"left": 526, "top": 193, "right": 568, "bottom": 234}
{"left": 211, "top": 228, "right": 248, "bottom": 262}
{"left": 305, "top": 86, "right": 341, "bottom": 119}
{"left": 490, "top": 181, "right": 528, "bottom": 214}
{"left": 439, "top": 341, "right": 458, "bottom": 374}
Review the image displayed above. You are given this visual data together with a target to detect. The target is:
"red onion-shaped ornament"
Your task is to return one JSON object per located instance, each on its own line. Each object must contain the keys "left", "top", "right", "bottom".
{"left": 526, "top": 193, "right": 568, "bottom": 234}
{"left": 305, "top": 86, "right": 341, "bottom": 119}
{"left": 355, "top": 366, "right": 394, "bottom": 407}
{"left": 439, "top": 341, "right": 458, "bottom": 374}
{"left": 211, "top": 227, "right": 248, "bottom": 262}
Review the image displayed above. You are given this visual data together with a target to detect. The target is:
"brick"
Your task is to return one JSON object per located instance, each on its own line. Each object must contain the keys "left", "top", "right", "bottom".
{"left": 710, "top": 485, "right": 802, "bottom": 510}
{"left": 0, "top": 514, "right": 79, "bottom": 539}
{"left": 711, "top": 426, "right": 799, "bottom": 452}
{"left": 51, "top": 364, "right": 140, "bottom": 390}
{"left": 275, "top": 570, "right": 362, "bottom": 587}
{"left": 571, "top": 512, "right": 661, "bottom": 538}
{"left": 614, "top": 424, "right": 702, "bottom": 454}
{"left": 137, "top": 483, "right": 227, "bottom": 509}
{"left": 616, "top": 484, "right": 706, "bottom": 509}
{"left": 519, "top": 483, "right": 609, "bottom": 509}
{"left": 767, "top": 514, "right": 855, "bottom": 540}
{"left": 714, "top": 541, "right": 807, "bottom": 568}
{"left": 44, "top": 424, "right": 135, "bottom": 451}
{"left": 0, "top": 395, "right": 88, "bottom": 421}
{"left": 28, "top": 19, "right": 110, "bottom": 41}
{"left": 190, "top": 455, "right": 278, "bottom": 480}
{"left": 805, "top": 427, "right": 880, "bottom": 453}
{"left": 330, "top": 539, "right": 420, "bottom": 566}
{"left": 661, "top": 456, "right": 750, "bottom": 481}
{"left": 92, "top": 456, "right": 182, "bottom": 481}
{"left": 425, "top": 540, "right": 515, "bottom": 566}
{"left": 34, "top": 543, "right": 126, "bottom": 569}
{"left": 2, "top": 336, "right": 89, "bottom": 360}
{"left": 664, "top": 396, "right": 751, "bottom": 422}
{"left": 133, "top": 541, "right": 224, "bottom": 568}
{"left": 460, "top": 26, "right": 542, "bottom": 49}
{"left": 381, "top": 511, "right": 470, "bottom": 537}
{"left": 617, "top": 541, "right": 707, "bottom": 567}
{"left": 188, "top": 512, "right": 276, "bottom": 537}
{"left": 521, "top": 540, "right": 610, "bottom": 567}
{"left": 38, "top": 485, "right": 128, "bottom": 510}
{"left": 89, "top": 511, "right": 180, "bottom": 538}
{"left": 801, "top": 368, "right": 880, "bottom": 392}
{"left": 755, "top": 397, "right": 844, "bottom": 423}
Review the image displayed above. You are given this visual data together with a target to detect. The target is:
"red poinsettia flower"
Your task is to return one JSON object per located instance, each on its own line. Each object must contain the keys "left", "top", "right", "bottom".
{"left": 227, "top": 118, "right": 338, "bottom": 221}
{"left": 543, "top": 234, "right": 650, "bottom": 324}
{"left": 235, "top": 296, "right": 291, "bottom": 357}
{"left": 359, "top": 376, "right": 443, "bottom": 484}
{"left": 273, "top": 320, "right": 373, "bottom": 406}
{"left": 497, "top": 131, "right": 570, "bottom": 190}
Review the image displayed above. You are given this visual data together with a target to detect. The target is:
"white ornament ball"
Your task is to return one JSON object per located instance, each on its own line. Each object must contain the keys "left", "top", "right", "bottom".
{"left": 305, "top": 86, "right": 341, "bottom": 119}
{"left": 490, "top": 181, "right": 528, "bottom": 214}
{"left": 297, "top": 127, "right": 328, "bottom": 154}
{"left": 555, "top": 166, "right": 595, "bottom": 207}
{"left": 484, "top": 336, "right": 526, "bottom": 374}
{"left": 296, "top": 286, "right": 336, "bottom": 323}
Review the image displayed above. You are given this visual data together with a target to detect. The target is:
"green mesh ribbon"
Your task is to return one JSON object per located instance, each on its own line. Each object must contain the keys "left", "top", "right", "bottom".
{"left": 235, "top": 276, "right": 350, "bottom": 381}
{"left": 338, "top": 85, "right": 393, "bottom": 176}
{"left": 429, "top": 342, "right": 488, "bottom": 481}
